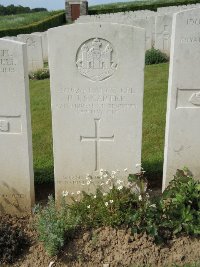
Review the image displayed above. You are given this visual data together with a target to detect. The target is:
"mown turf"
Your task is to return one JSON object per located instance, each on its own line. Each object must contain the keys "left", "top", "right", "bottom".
{"left": 89, "top": 0, "right": 200, "bottom": 10}
{"left": 29, "top": 79, "right": 53, "bottom": 184}
{"left": 0, "top": 11, "right": 62, "bottom": 30}
{"left": 30, "top": 63, "right": 169, "bottom": 184}
{"left": 142, "top": 63, "right": 169, "bottom": 185}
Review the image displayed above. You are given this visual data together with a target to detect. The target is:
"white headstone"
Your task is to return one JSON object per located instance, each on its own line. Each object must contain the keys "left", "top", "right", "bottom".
{"left": 32, "top": 32, "right": 48, "bottom": 62}
{"left": 155, "top": 14, "right": 173, "bottom": 55}
{"left": 0, "top": 39, "right": 34, "bottom": 214}
{"left": 48, "top": 23, "right": 145, "bottom": 201}
{"left": 163, "top": 8, "right": 200, "bottom": 189}
{"left": 17, "top": 34, "right": 43, "bottom": 72}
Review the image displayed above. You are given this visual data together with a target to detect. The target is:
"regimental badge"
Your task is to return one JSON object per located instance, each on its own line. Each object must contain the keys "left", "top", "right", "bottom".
{"left": 76, "top": 38, "right": 118, "bottom": 82}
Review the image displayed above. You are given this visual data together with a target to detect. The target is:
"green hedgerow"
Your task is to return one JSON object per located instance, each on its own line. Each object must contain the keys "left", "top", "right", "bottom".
{"left": 145, "top": 48, "right": 169, "bottom": 65}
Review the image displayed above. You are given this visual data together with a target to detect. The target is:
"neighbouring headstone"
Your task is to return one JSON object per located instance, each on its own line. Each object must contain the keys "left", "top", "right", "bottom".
{"left": 163, "top": 8, "right": 200, "bottom": 189}
{"left": 48, "top": 23, "right": 145, "bottom": 202}
{"left": 155, "top": 14, "right": 173, "bottom": 55}
{"left": 131, "top": 17, "right": 155, "bottom": 50}
{"left": 0, "top": 39, "right": 34, "bottom": 215}
{"left": 17, "top": 34, "right": 43, "bottom": 72}
{"left": 32, "top": 32, "right": 48, "bottom": 62}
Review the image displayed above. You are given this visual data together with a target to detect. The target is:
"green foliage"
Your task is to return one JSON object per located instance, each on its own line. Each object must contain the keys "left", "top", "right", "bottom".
{"left": 35, "top": 196, "right": 78, "bottom": 256}
{"left": 70, "top": 169, "right": 200, "bottom": 244}
{"left": 145, "top": 48, "right": 169, "bottom": 65}
{"left": 29, "top": 68, "right": 50, "bottom": 80}
{"left": 0, "top": 222, "right": 29, "bottom": 264}
{"left": 89, "top": 0, "right": 200, "bottom": 14}
{"left": 0, "top": 4, "right": 46, "bottom": 16}
{"left": 160, "top": 168, "right": 200, "bottom": 236}
{"left": 70, "top": 187, "right": 138, "bottom": 228}
{"left": 0, "top": 11, "right": 66, "bottom": 37}
{"left": 69, "top": 169, "right": 148, "bottom": 228}
{"left": 0, "top": 11, "right": 61, "bottom": 30}
{"left": 37, "top": 169, "right": 200, "bottom": 256}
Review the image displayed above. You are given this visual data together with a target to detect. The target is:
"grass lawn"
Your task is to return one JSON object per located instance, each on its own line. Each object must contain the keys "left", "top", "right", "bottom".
{"left": 30, "top": 63, "right": 169, "bottom": 184}
{"left": 0, "top": 11, "right": 62, "bottom": 30}
{"left": 89, "top": 0, "right": 200, "bottom": 10}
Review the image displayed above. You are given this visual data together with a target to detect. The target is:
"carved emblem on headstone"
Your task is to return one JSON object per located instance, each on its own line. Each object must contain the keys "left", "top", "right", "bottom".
{"left": 76, "top": 38, "right": 118, "bottom": 81}
{"left": 26, "top": 37, "right": 36, "bottom": 47}
{"left": 189, "top": 92, "right": 200, "bottom": 106}
{"left": 0, "top": 120, "right": 9, "bottom": 132}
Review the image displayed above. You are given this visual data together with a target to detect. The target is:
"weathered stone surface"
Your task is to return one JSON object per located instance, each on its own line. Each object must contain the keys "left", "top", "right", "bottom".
{"left": 155, "top": 14, "right": 173, "bottom": 55}
{"left": 17, "top": 34, "right": 43, "bottom": 72}
{"left": 163, "top": 8, "right": 200, "bottom": 189}
{"left": 32, "top": 32, "right": 48, "bottom": 61}
{"left": 0, "top": 39, "right": 34, "bottom": 215}
{"left": 48, "top": 23, "right": 145, "bottom": 201}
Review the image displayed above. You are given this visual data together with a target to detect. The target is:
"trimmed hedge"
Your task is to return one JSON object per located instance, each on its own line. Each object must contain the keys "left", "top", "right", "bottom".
{"left": 0, "top": 11, "right": 66, "bottom": 38}
{"left": 89, "top": 0, "right": 200, "bottom": 15}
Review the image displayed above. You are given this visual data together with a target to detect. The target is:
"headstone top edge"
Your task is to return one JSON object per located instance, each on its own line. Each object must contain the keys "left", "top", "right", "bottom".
{"left": 48, "top": 22, "right": 146, "bottom": 35}
{"left": 0, "top": 38, "right": 25, "bottom": 46}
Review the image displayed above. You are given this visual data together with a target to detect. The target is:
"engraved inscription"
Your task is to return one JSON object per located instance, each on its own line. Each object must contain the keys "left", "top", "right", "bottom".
{"left": 80, "top": 119, "right": 114, "bottom": 171}
{"left": 0, "top": 49, "right": 16, "bottom": 73}
{"left": 56, "top": 87, "right": 136, "bottom": 115}
{"left": 181, "top": 36, "right": 200, "bottom": 44}
{"left": 76, "top": 38, "right": 118, "bottom": 81}
{"left": 187, "top": 18, "right": 200, "bottom": 25}
{"left": 176, "top": 89, "right": 200, "bottom": 108}
{"left": 0, "top": 120, "right": 9, "bottom": 132}
{"left": 25, "top": 37, "right": 36, "bottom": 47}
{"left": 189, "top": 92, "right": 200, "bottom": 106}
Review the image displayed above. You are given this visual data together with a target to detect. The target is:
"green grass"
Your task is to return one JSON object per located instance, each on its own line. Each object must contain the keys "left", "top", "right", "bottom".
{"left": 30, "top": 63, "right": 169, "bottom": 184}
{"left": 89, "top": 0, "right": 200, "bottom": 11}
{"left": 0, "top": 11, "right": 62, "bottom": 30}
{"left": 142, "top": 63, "right": 168, "bottom": 184}
{"left": 30, "top": 79, "right": 53, "bottom": 184}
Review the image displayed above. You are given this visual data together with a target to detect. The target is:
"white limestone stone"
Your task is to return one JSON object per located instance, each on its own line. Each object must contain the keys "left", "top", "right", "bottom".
{"left": 163, "top": 8, "right": 200, "bottom": 189}
{"left": 131, "top": 17, "right": 155, "bottom": 50}
{"left": 2, "top": 36, "right": 19, "bottom": 41}
{"left": 155, "top": 14, "right": 173, "bottom": 55}
{"left": 32, "top": 32, "right": 48, "bottom": 62}
{"left": 17, "top": 34, "right": 43, "bottom": 72}
{"left": 48, "top": 23, "right": 145, "bottom": 202}
{"left": 0, "top": 39, "right": 34, "bottom": 214}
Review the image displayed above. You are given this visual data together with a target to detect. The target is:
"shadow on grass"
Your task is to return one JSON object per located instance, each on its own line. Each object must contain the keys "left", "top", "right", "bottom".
{"left": 143, "top": 160, "right": 163, "bottom": 189}
{"left": 34, "top": 167, "right": 54, "bottom": 204}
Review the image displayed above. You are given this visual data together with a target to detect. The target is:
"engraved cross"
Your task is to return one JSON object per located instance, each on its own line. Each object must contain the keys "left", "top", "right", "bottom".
{"left": 80, "top": 119, "right": 114, "bottom": 171}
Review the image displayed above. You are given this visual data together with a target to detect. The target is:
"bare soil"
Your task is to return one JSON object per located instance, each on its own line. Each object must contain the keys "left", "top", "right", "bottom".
{"left": 1, "top": 215, "right": 199, "bottom": 267}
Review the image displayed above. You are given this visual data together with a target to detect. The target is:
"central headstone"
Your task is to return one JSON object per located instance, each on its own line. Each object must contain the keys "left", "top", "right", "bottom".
{"left": 48, "top": 23, "right": 145, "bottom": 201}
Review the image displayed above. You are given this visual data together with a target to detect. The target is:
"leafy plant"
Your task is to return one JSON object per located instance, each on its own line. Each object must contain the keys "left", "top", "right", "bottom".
{"left": 0, "top": 222, "right": 29, "bottom": 264}
{"left": 145, "top": 48, "right": 169, "bottom": 65}
{"left": 35, "top": 195, "right": 78, "bottom": 256}
{"left": 69, "top": 168, "right": 149, "bottom": 228}
{"left": 160, "top": 168, "right": 200, "bottom": 236}
{"left": 29, "top": 68, "right": 50, "bottom": 80}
